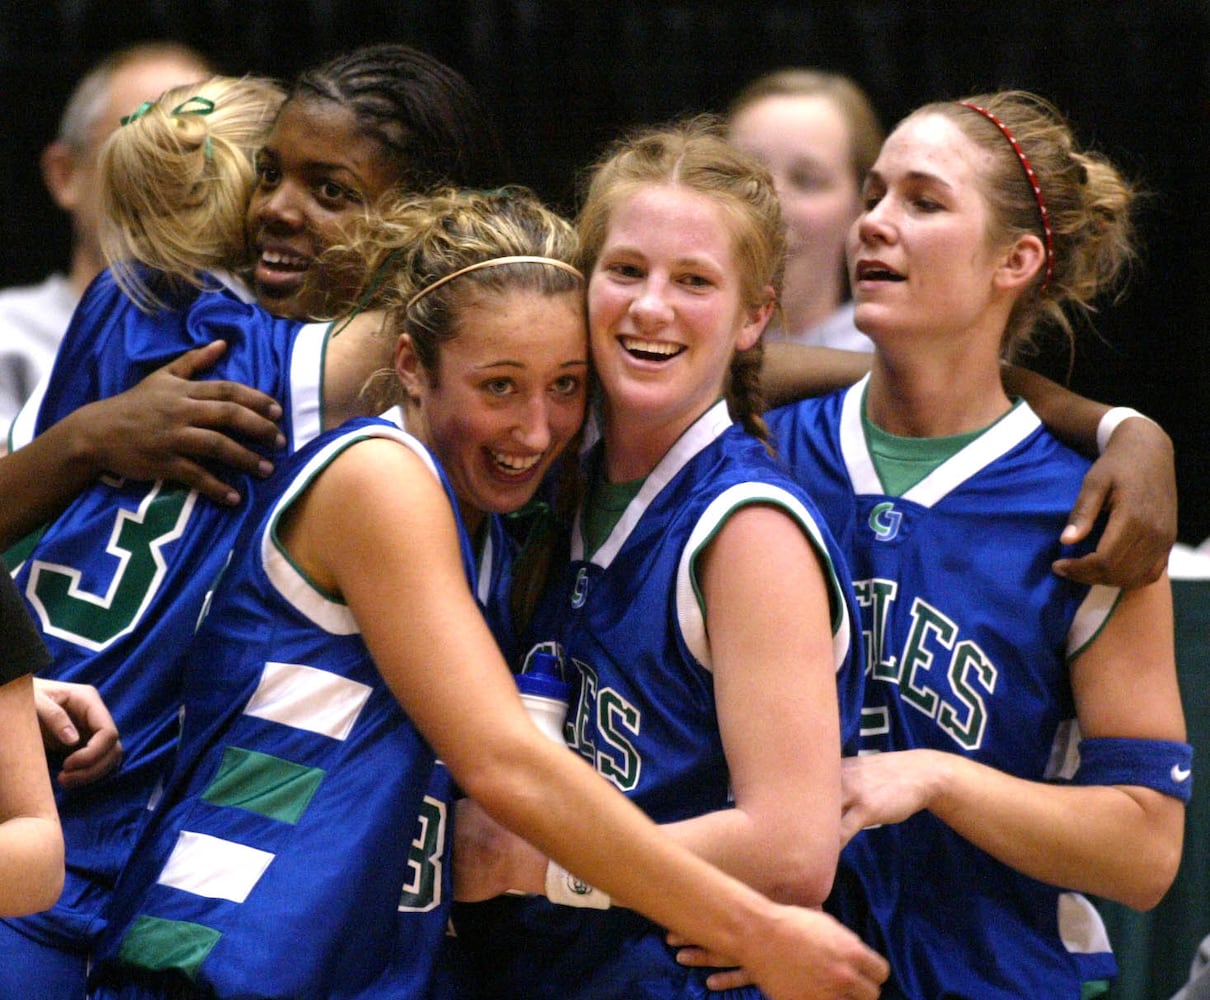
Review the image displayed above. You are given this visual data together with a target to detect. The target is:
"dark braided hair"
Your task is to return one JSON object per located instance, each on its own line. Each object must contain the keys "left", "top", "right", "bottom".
{"left": 290, "top": 44, "right": 509, "bottom": 193}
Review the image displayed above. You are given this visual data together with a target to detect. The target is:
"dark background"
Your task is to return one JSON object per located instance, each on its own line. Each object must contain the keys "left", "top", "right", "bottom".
{"left": 1, "top": 1, "right": 1208, "bottom": 544}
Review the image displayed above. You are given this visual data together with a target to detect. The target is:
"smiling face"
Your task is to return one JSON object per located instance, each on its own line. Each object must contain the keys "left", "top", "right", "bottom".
{"left": 588, "top": 183, "right": 769, "bottom": 471}
{"left": 398, "top": 288, "right": 588, "bottom": 536}
{"left": 848, "top": 112, "right": 1012, "bottom": 348}
{"left": 729, "top": 93, "right": 861, "bottom": 306}
{"left": 246, "top": 97, "right": 401, "bottom": 319}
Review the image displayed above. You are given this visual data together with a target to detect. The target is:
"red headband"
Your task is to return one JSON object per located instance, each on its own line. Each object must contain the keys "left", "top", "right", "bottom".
{"left": 957, "top": 101, "right": 1054, "bottom": 290}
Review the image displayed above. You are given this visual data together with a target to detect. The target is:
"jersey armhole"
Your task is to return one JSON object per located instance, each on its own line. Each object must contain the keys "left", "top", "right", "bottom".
{"left": 676, "top": 483, "right": 852, "bottom": 673}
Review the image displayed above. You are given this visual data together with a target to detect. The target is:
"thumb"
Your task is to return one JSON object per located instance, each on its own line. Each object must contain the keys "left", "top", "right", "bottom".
{"left": 1061, "top": 473, "right": 1110, "bottom": 545}
{"left": 35, "top": 689, "right": 78, "bottom": 746}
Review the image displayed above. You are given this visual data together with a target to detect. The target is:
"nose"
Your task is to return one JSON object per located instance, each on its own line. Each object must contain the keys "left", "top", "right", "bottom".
{"left": 250, "top": 180, "right": 305, "bottom": 232}
{"left": 856, "top": 198, "right": 895, "bottom": 246}
{"left": 512, "top": 393, "right": 552, "bottom": 453}
{"left": 628, "top": 276, "right": 673, "bottom": 330}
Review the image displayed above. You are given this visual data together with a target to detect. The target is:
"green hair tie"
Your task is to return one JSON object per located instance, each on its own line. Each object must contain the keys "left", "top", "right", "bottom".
{"left": 170, "top": 96, "right": 215, "bottom": 117}
{"left": 169, "top": 96, "right": 216, "bottom": 159}
{"left": 119, "top": 101, "right": 154, "bottom": 126}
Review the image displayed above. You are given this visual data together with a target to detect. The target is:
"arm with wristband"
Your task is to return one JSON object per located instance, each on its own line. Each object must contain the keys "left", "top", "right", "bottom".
{"left": 839, "top": 571, "right": 1187, "bottom": 912}
{"left": 999, "top": 365, "right": 1175, "bottom": 589}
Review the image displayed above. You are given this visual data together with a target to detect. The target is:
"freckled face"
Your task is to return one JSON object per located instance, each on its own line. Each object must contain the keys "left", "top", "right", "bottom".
{"left": 246, "top": 97, "right": 400, "bottom": 319}
{"left": 588, "top": 183, "right": 766, "bottom": 448}
{"left": 404, "top": 288, "right": 588, "bottom": 536}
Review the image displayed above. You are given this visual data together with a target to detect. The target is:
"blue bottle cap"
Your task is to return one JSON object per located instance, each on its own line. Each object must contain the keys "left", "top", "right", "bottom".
{"left": 517, "top": 650, "right": 569, "bottom": 700}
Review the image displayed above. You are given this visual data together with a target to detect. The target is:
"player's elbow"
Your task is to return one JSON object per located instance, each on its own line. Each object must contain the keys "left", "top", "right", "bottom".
{"left": 1122, "top": 839, "right": 1182, "bottom": 912}
{"left": 763, "top": 842, "right": 837, "bottom": 908}
{"left": 0, "top": 821, "right": 64, "bottom": 917}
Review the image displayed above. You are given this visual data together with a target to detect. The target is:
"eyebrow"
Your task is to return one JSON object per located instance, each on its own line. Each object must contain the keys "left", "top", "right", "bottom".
{"left": 867, "top": 168, "right": 953, "bottom": 190}
{"left": 473, "top": 359, "right": 589, "bottom": 371}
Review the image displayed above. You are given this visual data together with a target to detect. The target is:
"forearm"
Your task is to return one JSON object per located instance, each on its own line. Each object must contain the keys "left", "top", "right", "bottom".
{"left": 0, "top": 817, "right": 64, "bottom": 916}
{"left": 658, "top": 804, "right": 838, "bottom": 907}
{"left": 761, "top": 343, "right": 870, "bottom": 408}
{"left": 926, "top": 750, "right": 1183, "bottom": 909}
{"left": 1000, "top": 364, "right": 1108, "bottom": 454}
{"left": 0, "top": 407, "right": 102, "bottom": 550}
{"left": 0, "top": 676, "right": 65, "bottom": 916}
{"left": 459, "top": 727, "right": 784, "bottom": 961}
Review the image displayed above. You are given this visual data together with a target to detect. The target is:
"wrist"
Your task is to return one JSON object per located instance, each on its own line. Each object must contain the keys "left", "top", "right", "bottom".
{"left": 920, "top": 749, "right": 962, "bottom": 815}
{"left": 1096, "top": 406, "right": 1156, "bottom": 454}
{"left": 55, "top": 405, "right": 107, "bottom": 476}
{"left": 544, "top": 859, "right": 611, "bottom": 908}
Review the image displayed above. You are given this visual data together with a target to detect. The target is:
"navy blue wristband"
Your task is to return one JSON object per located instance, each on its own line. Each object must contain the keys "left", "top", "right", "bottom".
{"left": 1073, "top": 737, "right": 1193, "bottom": 803}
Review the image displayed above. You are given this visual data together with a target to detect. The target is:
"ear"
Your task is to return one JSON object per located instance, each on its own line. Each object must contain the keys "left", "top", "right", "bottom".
{"left": 736, "top": 288, "right": 776, "bottom": 352}
{"left": 40, "top": 141, "right": 85, "bottom": 212}
{"left": 995, "top": 234, "right": 1047, "bottom": 293}
{"left": 394, "top": 333, "right": 425, "bottom": 401}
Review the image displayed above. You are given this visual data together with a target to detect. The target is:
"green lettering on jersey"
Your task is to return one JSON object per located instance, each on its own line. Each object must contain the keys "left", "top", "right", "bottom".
{"left": 938, "top": 641, "right": 997, "bottom": 749}
{"left": 900, "top": 598, "right": 957, "bottom": 719}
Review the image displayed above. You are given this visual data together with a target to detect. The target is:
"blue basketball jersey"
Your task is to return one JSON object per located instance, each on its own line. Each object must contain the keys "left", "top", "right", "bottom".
{"left": 459, "top": 399, "right": 864, "bottom": 1000}
{"left": 768, "top": 378, "right": 1120, "bottom": 999}
{"left": 91, "top": 416, "right": 501, "bottom": 998}
{"left": 5, "top": 270, "right": 331, "bottom": 945}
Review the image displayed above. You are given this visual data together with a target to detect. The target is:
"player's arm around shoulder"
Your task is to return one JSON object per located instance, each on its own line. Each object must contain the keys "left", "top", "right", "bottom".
{"left": 693, "top": 502, "right": 842, "bottom": 907}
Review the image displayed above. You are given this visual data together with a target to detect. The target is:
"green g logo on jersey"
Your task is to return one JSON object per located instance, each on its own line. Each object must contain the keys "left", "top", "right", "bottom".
{"left": 869, "top": 502, "right": 902, "bottom": 541}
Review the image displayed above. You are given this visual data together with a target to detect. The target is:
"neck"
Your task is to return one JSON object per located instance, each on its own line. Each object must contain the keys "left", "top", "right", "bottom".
{"left": 69, "top": 242, "right": 104, "bottom": 297}
{"left": 601, "top": 419, "right": 666, "bottom": 483}
{"left": 600, "top": 401, "right": 691, "bottom": 483}
{"left": 777, "top": 254, "right": 845, "bottom": 336}
{"left": 865, "top": 346, "right": 1011, "bottom": 438}
{"left": 397, "top": 400, "right": 486, "bottom": 540}
{"left": 457, "top": 501, "right": 485, "bottom": 541}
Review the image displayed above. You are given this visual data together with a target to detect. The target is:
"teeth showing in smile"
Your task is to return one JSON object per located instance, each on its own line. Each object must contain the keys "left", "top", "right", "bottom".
{"left": 260, "top": 249, "right": 308, "bottom": 269}
{"left": 621, "top": 337, "right": 684, "bottom": 359}
{"left": 492, "top": 451, "right": 542, "bottom": 474}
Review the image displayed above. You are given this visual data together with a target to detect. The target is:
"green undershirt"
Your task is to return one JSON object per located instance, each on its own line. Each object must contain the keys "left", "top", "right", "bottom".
{"left": 582, "top": 469, "right": 644, "bottom": 560}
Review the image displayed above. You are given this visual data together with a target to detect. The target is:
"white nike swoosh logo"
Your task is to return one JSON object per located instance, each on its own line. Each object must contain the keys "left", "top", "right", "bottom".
{"left": 1172, "top": 764, "right": 1192, "bottom": 782}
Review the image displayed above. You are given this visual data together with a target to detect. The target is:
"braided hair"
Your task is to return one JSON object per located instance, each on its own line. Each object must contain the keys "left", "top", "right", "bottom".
{"left": 290, "top": 44, "right": 508, "bottom": 193}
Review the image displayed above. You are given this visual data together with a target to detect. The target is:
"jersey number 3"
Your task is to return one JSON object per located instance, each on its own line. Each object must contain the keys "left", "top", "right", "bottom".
{"left": 26, "top": 482, "right": 196, "bottom": 651}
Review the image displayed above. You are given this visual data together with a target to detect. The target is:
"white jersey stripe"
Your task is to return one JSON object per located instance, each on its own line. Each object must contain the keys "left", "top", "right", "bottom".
{"left": 287, "top": 322, "right": 332, "bottom": 450}
{"left": 157, "top": 830, "right": 274, "bottom": 903}
{"left": 245, "top": 660, "right": 371, "bottom": 740}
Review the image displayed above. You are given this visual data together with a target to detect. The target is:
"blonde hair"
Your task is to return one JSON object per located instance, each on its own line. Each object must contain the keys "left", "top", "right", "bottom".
{"left": 328, "top": 185, "right": 582, "bottom": 406}
{"left": 98, "top": 74, "right": 285, "bottom": 310}
{"left": 923, "top": 91, "right": 1138, "bottom": 358}
{"left": 577, "top": 115, "right": 784, "bottom": 446}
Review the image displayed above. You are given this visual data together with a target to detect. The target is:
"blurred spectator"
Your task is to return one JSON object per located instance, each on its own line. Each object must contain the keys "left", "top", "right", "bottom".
{"left": 0, "top": 41, "right": 213, "bottom": 431}
{"left": 727, "top": 68, "right": 883, "bottom": 352}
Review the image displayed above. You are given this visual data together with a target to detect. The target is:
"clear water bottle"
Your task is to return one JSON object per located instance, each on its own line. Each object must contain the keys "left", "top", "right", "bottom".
{"left": 516, "top": 650, "right": 569, "bottom": 744}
